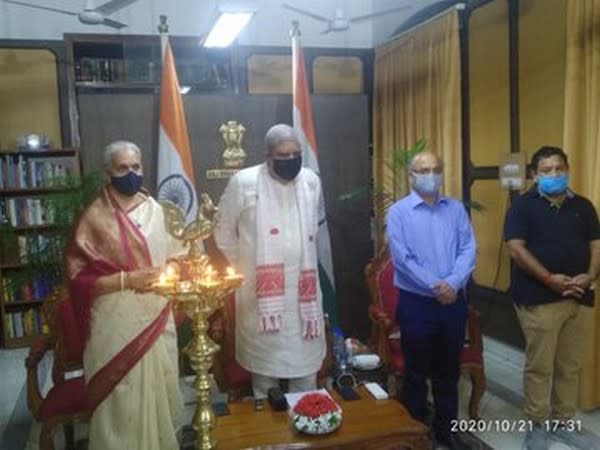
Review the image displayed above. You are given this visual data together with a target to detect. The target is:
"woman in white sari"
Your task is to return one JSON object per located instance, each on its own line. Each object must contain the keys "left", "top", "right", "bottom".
{"left": 65, "top": 141, "right": 183, "bottom": 450}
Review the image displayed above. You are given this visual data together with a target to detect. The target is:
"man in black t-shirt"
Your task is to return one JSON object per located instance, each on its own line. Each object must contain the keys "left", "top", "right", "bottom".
{"left": 504, "top": 146, "right": 600, "bottom": 450}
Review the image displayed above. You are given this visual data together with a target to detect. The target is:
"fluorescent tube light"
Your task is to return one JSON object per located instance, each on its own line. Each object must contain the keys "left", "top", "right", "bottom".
{"left": 203, "top": 11, "right": 254, "bottom": 47}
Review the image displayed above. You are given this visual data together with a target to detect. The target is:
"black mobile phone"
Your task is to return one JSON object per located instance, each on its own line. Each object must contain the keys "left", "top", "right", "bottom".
{"left": 212, "top": 401, "right": 231, "bottom": 416}
{"left": 335, "top": 384, "right": 361, "bottom": 401}
{"left": 268, "top": 387, "right": 288, "bottom": 411}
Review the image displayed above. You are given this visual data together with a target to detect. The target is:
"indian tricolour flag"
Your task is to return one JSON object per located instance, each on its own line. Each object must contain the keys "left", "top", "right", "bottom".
{"left": 157, "top": 37, "right": 197, "bottom": 222}
{"left": 292, "top": 29, "right": 339, "bottom": 327}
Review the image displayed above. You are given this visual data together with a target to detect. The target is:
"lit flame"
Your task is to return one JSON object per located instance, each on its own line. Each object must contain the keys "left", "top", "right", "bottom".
{"left": 166, "top": 265, "right": 176, "bottom": 277}
{"left": 158, "top": 273, "right": 167, "bottom": 285}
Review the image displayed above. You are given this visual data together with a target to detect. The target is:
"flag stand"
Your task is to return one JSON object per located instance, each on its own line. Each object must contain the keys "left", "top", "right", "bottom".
{"left": 156, "top": 16, "right": 228, "bottom": 450}
{"left": 290, "top": 20, "right": 340, "bottom": 329}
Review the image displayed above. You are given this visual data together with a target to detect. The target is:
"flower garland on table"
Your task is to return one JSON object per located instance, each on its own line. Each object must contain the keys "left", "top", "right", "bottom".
{"left": 292, "top": 392, "right": 342, "bottom": 435}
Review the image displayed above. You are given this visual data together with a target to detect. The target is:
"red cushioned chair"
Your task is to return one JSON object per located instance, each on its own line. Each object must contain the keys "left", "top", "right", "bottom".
{"left": 26, "top": 286, "right": 89, "bottom": 450}
{"left": 366, "top": 248, "right": 486, "bottom": 419}
{"left": 209, "top": 294, "right": 334, "bottom": 401}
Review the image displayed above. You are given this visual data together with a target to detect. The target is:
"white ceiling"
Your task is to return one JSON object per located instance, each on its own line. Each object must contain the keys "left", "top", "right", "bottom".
{"left": 0, "top": 0, "right": 443, "bottom": 47}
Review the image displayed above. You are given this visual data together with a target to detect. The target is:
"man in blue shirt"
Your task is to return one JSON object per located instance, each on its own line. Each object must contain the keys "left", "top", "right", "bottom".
{"left": 387, "top": 152, "right": 476, "bottom": 450}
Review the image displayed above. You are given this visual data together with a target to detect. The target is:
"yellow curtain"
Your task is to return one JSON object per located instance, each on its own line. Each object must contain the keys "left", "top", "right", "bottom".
{"left": 563, "top": 0, "right": 600, "bottom": 410}
{"left": 373, "top": 10, "right": 462, "bottom": 247}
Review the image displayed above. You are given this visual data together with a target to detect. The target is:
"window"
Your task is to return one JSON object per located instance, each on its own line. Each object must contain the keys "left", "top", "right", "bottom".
{"left": 313, "top": 56, "right": 363, "bottom": 94}
{"left": 247, "top": 54, "right": 292, "bottom": 94}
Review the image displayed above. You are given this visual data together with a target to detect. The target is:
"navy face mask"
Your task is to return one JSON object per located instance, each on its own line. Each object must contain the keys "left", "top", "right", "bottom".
{"left": 272, "top": 156, "right": 302, "bottom": 181}
{"left": 111, "top": 171, "right": 143, "bottom": 196}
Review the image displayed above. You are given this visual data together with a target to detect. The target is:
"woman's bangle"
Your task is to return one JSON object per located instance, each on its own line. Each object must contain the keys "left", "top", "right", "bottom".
{"left": 542, "top": 272, "right": 553, "bottom": 286}
{"left": 120, "top": 270, "right": 125, "bottom": 291}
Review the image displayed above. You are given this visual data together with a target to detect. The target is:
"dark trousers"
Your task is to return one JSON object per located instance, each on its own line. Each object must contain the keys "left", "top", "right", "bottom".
{"left": 396, "top": 289, "right": 467, "bottom": 441}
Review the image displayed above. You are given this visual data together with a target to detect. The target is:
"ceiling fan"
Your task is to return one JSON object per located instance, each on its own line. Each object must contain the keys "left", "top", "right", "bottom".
{"left": 282, "top": 2, "right": 412, "bottom": 34}
{"left": 1, "top": 0, "right": 140, "bottom": 29}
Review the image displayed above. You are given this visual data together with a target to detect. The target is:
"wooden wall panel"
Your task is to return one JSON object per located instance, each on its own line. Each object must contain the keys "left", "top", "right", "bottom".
{"left": 0, "top": 49, "right": 62, "bottom": 149}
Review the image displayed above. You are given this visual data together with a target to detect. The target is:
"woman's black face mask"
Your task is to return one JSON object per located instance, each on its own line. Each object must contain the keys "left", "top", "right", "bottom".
{"left": 111, "top": 171, "right": 143, "bottom": 196}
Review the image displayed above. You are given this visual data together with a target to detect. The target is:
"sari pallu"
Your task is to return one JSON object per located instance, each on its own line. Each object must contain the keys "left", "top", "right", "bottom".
{"left": 65, "top": 188, "right": 176, "bottom": 413}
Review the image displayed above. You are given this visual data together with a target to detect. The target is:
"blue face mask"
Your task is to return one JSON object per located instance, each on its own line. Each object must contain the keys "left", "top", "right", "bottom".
{"left": 111, "top": 171, "right": 143, "bottom": 196}
{"left": 412, "top": 173, "right": 442, "bottom": 195}
{"left": 538, "top": 174, "right": 569, "bottom": 196}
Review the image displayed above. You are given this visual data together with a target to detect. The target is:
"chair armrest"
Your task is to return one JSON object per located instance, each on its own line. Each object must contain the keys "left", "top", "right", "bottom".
{"left": 207, "top": 309, "right": 225, "bottom": 344}
{"left": 368, "top": 304, "right": 396, "bottom": 334}
{"left": 466, "top": 306, "right": 483, "bottom": 351}
{"left": 25, "top": 335, "right": 53, "bottom": 420}
{"left": 368, "top": 304, "right": 400, "bottom": 369}
{"left": 26, "top": 335, "right": 52, "bottom": 369}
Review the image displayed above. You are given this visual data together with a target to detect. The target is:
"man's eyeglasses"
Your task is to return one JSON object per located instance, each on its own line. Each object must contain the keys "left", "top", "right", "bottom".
{"left": 411, "top": 168, "right": 442, "bottom": 175}
{"left": 271, "top": 152, "right": 301, "bottom": 161}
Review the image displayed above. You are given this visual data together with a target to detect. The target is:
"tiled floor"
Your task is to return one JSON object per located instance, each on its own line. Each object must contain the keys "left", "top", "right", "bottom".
{"left": 1, "top": 337, "right": 599, "bottom": 450}
{"left": 0, "top": 348, "right": 28, "bottom": 438}
{"left": 456, "top": 337, "right": 600, "bottom": 450}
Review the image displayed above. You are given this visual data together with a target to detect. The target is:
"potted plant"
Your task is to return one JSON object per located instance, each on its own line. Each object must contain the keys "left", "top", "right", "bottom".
{"left": 0, "top": 171, "right": 103, "bottom": 305}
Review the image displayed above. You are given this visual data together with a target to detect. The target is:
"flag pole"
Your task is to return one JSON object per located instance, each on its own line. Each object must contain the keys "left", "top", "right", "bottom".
{"left": 290, "top": 21, "right": 300, "bottom": 109}
{"left": 290, "top": 19, "right": 300, "bottom": 39}
{"left": 289, "top": 20, "right": 340, "bottom": 328}
{"left": 158, "top": 14, "right": 169, "bottom": 58}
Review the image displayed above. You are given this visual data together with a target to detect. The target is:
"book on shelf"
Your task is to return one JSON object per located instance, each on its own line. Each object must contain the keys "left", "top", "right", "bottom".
{"left": 3, "top": 308, "right": 43, "bottom": 339}
{"left": 1, "top": 233, "right": 56, "bottom": 263}
{"left": 1, "top": 272, "right": 59, "bottom": 303}
{"left": 2, "top": 197, "right": 52, "bottom": 227}
{"left": 76, "top": 57, "right": 128, "bottom": 83}
{"left": 0, "top": 154, "right": 77, "bottom": 190}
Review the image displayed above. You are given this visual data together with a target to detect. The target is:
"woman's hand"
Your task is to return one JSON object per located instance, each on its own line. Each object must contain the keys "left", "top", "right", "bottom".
{"left": 125, "top": 268, "right": 163, "bottom": 292}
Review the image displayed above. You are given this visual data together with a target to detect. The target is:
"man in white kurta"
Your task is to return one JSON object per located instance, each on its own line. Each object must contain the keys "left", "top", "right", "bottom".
{"left": 214, "top": 124, "right": 326, "bottom": 404}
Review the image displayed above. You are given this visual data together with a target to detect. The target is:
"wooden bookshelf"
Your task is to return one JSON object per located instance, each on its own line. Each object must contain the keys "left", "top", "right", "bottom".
{"left": 4, "top": 299, "right": 44, "bottom": 307}
{"left": 3, "top": 334, "right": 41, "bottom": 349}
{"left": 0, "top": 149, "right": 81, "bottom": 348}
{"left": 0, "top": 187, "right": 76, "bottom": 196}
{"left": 7, "top": 224, "right": 59, "bottom": 232}
{"left": 0, "top": 148, "right": 78, "bottom": 157}
{"left": 0, "top": 262, "right": 27, "bottom": 270}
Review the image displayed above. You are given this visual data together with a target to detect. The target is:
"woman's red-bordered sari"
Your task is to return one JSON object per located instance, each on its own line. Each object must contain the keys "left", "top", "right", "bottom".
{"left": 65, "top": 188, "right": 182, "bottom": 450}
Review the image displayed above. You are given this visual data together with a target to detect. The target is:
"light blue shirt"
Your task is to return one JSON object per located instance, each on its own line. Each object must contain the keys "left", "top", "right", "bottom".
{"left": 386, "top": 191, "right": 477, "bottom": 298}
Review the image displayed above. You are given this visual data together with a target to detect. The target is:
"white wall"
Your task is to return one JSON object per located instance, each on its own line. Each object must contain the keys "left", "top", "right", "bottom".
{"left": 0, "top": 0, "right": 364, "bottom": 47}
{"left": 0, "top": 0, "right": 434, "bottom": 48}
{"left": 371, "top": 0, "right": 442, "bottom": 46}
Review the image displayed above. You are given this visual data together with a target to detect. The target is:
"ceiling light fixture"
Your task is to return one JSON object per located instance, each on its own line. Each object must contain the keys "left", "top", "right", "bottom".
{"left": 203, "top": 3, "right": 256, "bottom": 48}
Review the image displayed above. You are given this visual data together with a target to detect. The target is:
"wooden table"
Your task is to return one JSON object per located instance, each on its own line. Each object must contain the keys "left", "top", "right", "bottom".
{"left": 214, "top": 386, "right": 431, "bottom": 450}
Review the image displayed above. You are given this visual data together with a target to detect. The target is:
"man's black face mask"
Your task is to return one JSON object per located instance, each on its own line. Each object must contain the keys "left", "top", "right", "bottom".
{"left": 272, "top": 156, "right": 302, "bottom": 181}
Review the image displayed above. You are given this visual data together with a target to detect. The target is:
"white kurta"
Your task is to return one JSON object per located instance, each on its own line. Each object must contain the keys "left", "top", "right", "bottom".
{"left": 84, "top": 196, "right": 184, "bottom": 450}
{"left": 215, "top": 164, "right": 326, "bottom": 379}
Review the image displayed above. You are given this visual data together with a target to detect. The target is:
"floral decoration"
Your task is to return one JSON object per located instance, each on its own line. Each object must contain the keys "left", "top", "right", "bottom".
{"left": 292, "top": 392, "right": 342, "bottom": 435}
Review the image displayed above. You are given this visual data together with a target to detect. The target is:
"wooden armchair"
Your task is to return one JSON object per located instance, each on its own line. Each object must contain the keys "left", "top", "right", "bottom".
{"left": 366, "top": 249, "right": 486, "bottom": 419}
{"left": 26, "top": 286, "right": 89, "bottom": 450}
{"left": 209, "top": 294, "right": 334, "bottom": 401}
